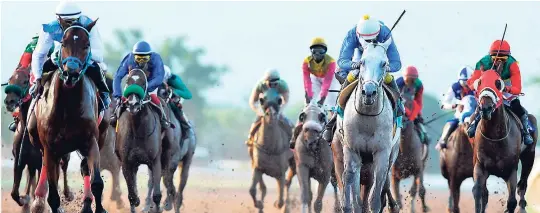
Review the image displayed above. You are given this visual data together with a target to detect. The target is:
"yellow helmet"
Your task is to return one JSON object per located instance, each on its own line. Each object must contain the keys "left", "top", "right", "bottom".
{"left": 310, "top": 37, "right": 327, "bottom": 50}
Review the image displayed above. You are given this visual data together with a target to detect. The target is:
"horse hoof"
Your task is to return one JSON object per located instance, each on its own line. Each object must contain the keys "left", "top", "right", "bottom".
{"left": 81, "top": 198, "right": 93, "bottom": 213}
{"left": 64, "top": 191, "right": 75, "bottom": 202}
{"left": 519, "top": 208, "right": 528, "bottom": 213}
{"left": 255, "top": 200, "right": 264, "bottom": 209}
{"left": 22, "top": 202, "right": 31, "bottom": 213}
{"left": 115, "top": 199, "right": 125, "bottom": 210}
{"left": 274, "top": 200, "right": 284, "bottom": 209}
{"left": 164, "top": 200, "right": 173, "bottom": 211}
{"left": 20, "top": 195, "right": 31, "bottom": 206}
{"left": 30, "top": 197, "right": 48, "bottom": 213}
{"left": 423, "top": 206, "right": 431, "bottom": 212}
{"left": 57, "top": 207, "right": 66, "bottom": 213}
{"left": 130, "top": 206, "right": 137, "bottom": 213}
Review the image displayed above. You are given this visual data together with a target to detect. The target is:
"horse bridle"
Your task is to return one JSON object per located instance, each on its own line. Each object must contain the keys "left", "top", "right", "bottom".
{"left": 56, "top": 25, "right": 93, "bottom": 82}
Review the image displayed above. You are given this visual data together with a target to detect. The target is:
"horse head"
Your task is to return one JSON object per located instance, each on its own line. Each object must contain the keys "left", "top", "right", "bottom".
{"left": 258, "top": 88, "right": 282, "bottom": 124}
{"left": 157, "top": 83, "right": 173, "bottom": 103}
{"left": 4, "top": 66, "right": 31, "bottom": 112}
{"left": 124, "top": 68, "right": 148, "bottom": 114}
{"left": 358, "top": 38, "right": 392, "bottom": 105}
{"left": 298, "top": 102, "right": 327, "bottom": 150}
{"left": 473, "top": 69, "right": 505, "bottom": 120}
{"left": 57, "top": 18, "right": 98, "bottom": 88}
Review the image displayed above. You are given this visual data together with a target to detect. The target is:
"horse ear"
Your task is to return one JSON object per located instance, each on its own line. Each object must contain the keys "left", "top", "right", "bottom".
{"left": 86, "top": 18, "right": 99, "bottom": 32}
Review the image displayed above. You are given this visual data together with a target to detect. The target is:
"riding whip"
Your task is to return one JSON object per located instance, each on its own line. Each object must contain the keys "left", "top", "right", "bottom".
{"left": 489, "top": 23, "right": 508, "bottom": 71}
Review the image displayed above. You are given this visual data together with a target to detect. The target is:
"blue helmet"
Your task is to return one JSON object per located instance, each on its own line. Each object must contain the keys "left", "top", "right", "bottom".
{"left": 132, "top": 41, "right": 152, "bottom": 55}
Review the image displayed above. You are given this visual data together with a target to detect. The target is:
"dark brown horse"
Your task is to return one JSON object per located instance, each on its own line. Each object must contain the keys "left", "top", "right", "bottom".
{"left": 141, "top": 84, "right": 197, "bottom": 213}
{"left": 471, "top": 69, "right": 537, "bottom": 213}
{"left": 27, "top": 19, "right": 108, "bottom": 213}
{"left": 439, "top": 124, "right": 473, "bottom": 213}
{"left": 114, "top": 68, "right": 164, "bottom": 213}
{"left": 4, "top": 67, "right": 75, "bottom": 210}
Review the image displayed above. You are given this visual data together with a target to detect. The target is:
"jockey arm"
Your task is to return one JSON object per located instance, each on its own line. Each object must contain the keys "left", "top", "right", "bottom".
{"left": 302, "top": 61, "right": 314, "bottom": 99}
{"left": 112, "top": 54, "right": 131, "bottom": 98}
{"left": 409, "top": 83, "right": 424, "bottom": 120}
{"left": 377, "top": 24, "right": 402, "bottom": 73}
{"left": 169, "top": 74, "right": 192, "bottom": 99}
{"left": 146, "top": 53, "right": 165, "bottom": 93}
{"left": 441, "top": 86, "right": 459, "bottom": 110}
{"left": 249, "top": 84, "right": 263, "bottom": 115}
{"left": 31, "top": 29, "right": 54, "bottom": 80}
{"left": 505, "top": 62, "right": 522, "bottom": 95}
{"left": 337, "top": 27, "right": 359, "bottom": 79}
{"left": 319, "top": 61, "right": 336, "bottom": 99}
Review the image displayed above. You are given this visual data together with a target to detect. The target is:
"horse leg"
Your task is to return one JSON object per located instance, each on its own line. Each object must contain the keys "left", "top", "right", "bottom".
{"left": 163, "top": 164, "right": 178, "bottom": 211}
{"left": 122, "top": 163, "right": 140, "bottom": 213}
{"left": 110, "top": 165, "right": 124, "bottom": 209}
{"left": 249, "top": 168, "right": 264, "bottom": 210}
{"left": 391, "top": 171, "right": 402, "bottom": 209}
{"left": 22, "top": 166, "right": 37, "bottom": 207}
{"left": 150, "top": 159, "right": 163, "bottom": 213}
{"left": 31, "top": 152, "right": 50, "bottom": 213}
{"left": 314, "top": 179, "right": 330, "bottom": 213}
{"left": 417, "top": 174, "right": 430, "bottom": 212}
{"left": 143, "top": 175, "right": 154, "bottom": 213}
{"left": 297, "top": 165, "right": 311, "bottom": 213}
{"left": 11, "top": 152, "right": 26, "bottom": 206}
{"left": 504, "top": 170, "right": 518, "bottom": 213}
{"left": 45, "top": 155, "right": 62, "bottom": 213}
{"left": 448, "top": 178, "right": 463, "bottom": 213}
{"left": 60, "top": 154, "right": 75, "bottom": 202}
{"left": 176, "top": 152, "right": 194, "bottom": 213}
{"left": 341, "top": 147, "right": 361, "bottom": 213}
{"left": 385, "top": 177, "right": 399, "bottom": 213}
{"left": 274, "top": 175, "right": 286, "bottom": 209}
{"left": 517, "top": 147, "right": 535, "bottom": 212}
{"left": 369, "top": 150, "right": 391, "bottom": 213}
{"left": 472, "top": 163, "right": 489, "bottom": 213}
{"left": 85, "top": 137, "right": 107, "bottom": 213}
{"left": 330, "top": 171, "right": 340, "bottom": 213}
{"left": 408, "top": 174, "right": 418, "bottom": 213}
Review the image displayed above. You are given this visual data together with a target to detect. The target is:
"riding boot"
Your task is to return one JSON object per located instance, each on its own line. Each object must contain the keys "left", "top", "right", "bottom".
{"left": 290, "top": 123, "right": 303, "bottom": 149}
{"left": 519, "top": 113, "right": 534, "bottom": 145}
{"left": 436, "top": 121, "right": 457, "bottom": 150}
{"left": 177, "top": 109, "right": 191, "bottom": 141}
{"left": 109, "top": 103, "right": 125, "bottom": 127}
{"left": 386, "top": 77, "right": 405, "bottom": 117}
{"left": 322, "top": 80, "right": 352, "bottom": 144}
{"left": 8, "top": 117, "right": 19, "bottom": 132}
{"left": 245, "top": 116, "right": 263, "bottom": 146}
{"left": 418, "top": 122, "right": 430, "bottom": 145}
{"left": 466, "top": 109, "right": 481, "bottom": 138}
{"left": 86, "top": 62, "right": 111, "bottom": 111}
{"left": 157, "top": 103, "right": 175, "bottom": 129}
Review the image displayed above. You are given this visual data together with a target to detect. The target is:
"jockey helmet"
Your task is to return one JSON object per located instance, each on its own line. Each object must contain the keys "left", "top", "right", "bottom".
{"left": 403, "top": 65, "right": 419, "bottom": 78}
{"left": 458, "top": 66, "right": 473, "bottom": 81}
{"left": 163, "top": 65, "right": 172, "bottom": 81}
{"left": 55, "top": 1, "right": 82, "bottom": 23}
{"left": 489, "top": 40, "right": 511, "bottom": 56}
{"left": 263, "top": 68, "right": 280, "bottom": 88}
{"left": 132, "top": 41, "right": 152, "bottom": 67}
{"left": 310, "top": 37, "right": 328, "bottom": 51}
{"left": 356, "top": 15, "right": 381, "bottom": 41}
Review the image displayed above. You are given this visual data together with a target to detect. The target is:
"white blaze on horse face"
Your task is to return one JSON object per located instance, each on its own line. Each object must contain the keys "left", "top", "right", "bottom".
{"left": 479, "top": 89, "right": 499, "bottom": 104}
{"left": 128, "top": 95, "right": 139, "bottom": 105}
{"left": 73, "top": 35, "right": 78, "bottom": 41}
{"left": 131, "top": 75, "right": 140, "bottom": 82}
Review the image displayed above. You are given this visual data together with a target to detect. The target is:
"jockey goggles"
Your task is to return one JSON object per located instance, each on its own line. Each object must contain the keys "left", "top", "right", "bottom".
{"left": 266, "top": 78, "right": 279, "bottom": 87}
{"left": 134, "top": 55, "right": 151, "bottom": 63}
{"left": 491, "top": 55, "right": 508, "bottom": 61}
{"left": 311, "top": 48, "right": 326, "bottom": 55}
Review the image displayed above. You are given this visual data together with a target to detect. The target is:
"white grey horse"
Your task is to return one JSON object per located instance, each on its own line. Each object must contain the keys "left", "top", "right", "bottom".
{"left": 333, "top": 38, "right": 402, "bottom": 213}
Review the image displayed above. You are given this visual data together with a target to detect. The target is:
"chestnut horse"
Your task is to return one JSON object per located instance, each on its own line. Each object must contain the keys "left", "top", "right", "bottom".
{"left": 27, "top": 19, "right": 108, "bottom": 213}
{"left": 470, "top": 69, "right": 537, "bottom": 213}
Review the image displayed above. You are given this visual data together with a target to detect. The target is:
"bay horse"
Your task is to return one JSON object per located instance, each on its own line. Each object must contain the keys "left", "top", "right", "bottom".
{"left": 470, "top": 69, "right": 537, "bottom": 213}
{"left": 391, "top": 97, "right": 429, "bottom": 213}
{"left": 27, "top": 19, "right": 108, "bottom": 213}
{"left": 114, "top": 68, "right": 164, "bottom": 213}
{"left": 331, "top": 38, "right": 401, "bottom": 213}
{"left": 249, "top": 87, "right": 295, "bottom": 213}
{"left": 141, "top": 83, "right": 197, "bottom": 213}
{"left": 4, "top": 66, "right": 75, "bottom": 210}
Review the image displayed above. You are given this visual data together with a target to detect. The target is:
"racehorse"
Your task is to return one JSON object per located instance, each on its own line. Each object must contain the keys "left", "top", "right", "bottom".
{"left": 27, "top": 19, "right": 108, "bottom": 213}
{"left": 4, "top": 66, "right": 74, "bottom": 210}
{"left": 114, "top": 68, "right": 164, "bottom": 213}
{"left": 390, "top": 94, "right": 429, "bottom": 213}
{"left": 331, "top": 38, "right": 402, "bottom": 213}
{"left": 141, "top": 84, "right": 197, "bottom": 213}
{"left": 290, "top": 102, "right": 339, "bottom": 213}
{"left": 470, "top": 69, "right": 537, "bottom": 213}
{"left": 249, "top": 87, "right": 294, "bottom": 213}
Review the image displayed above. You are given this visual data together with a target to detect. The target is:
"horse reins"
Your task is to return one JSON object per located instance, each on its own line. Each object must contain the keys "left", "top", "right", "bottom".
{"left": 478, "top": 108, "right": 510, "bottom": 141}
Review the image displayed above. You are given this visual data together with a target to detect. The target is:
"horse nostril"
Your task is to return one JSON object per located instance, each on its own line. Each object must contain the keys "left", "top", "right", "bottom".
{"left": 362, "top": 90, "right": 366, "bottom": 95}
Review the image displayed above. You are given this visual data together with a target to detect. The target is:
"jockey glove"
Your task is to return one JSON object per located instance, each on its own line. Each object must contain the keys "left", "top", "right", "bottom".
{"left": 33, "top": 78, "right": 43, "bottom": 97}
{"left": 305, "top": 92, "right": 312, "bottom": 104}
{"left": 351, "top": 62, "right": 361, "bottom": 70}
{"left": 317, "top": 96, "right": 326, "bottom": 107}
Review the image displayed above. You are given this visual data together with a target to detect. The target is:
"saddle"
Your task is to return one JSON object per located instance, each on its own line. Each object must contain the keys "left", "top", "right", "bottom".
{"left": 337, "top": 79, "right": 400, "bottom": 118}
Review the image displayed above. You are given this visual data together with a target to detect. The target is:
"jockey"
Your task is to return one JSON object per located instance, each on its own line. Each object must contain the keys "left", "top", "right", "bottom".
{"left": 245, "top": 68, "right": 292, "bottom": 146}
{"left": 435, "top": 66, "right": 475, "bottom": 150}
{"left": 396, "top": 65, "right": 429, "bottom": 145}
{"left": 290, "top": 37, "right": 338, "bottom": 149}
{"left": 6, "top": 34, "right": 55, "bottom": 132}
{"left": 466, "top": 40, "right": 534, "bottom": 145}
{"left": 31, "top": 0, "right": 110, "bottom": 111}
{"left": 110, "top": 41, "right": 174, "bottom": 129}
{"left": 163, "top": 65, "right": 192, "bottom": 139}
{"left": 322, "top": 14, "right": 404, "bottom": 143}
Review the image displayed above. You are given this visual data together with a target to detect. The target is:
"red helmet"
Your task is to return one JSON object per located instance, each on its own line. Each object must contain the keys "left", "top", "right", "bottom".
{"left": 403, "top": 65, "right": 418, "bottom": 78}
{"left": 489, "top": 40, "right": 511, "bottom": 55}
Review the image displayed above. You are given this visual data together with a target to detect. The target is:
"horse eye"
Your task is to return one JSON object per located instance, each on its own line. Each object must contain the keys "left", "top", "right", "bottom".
{"left": 299, "top": 112, "right": 306, "bottom": 122}
{"left": 318, "top": 113, "right": 326, "bottom": 122}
